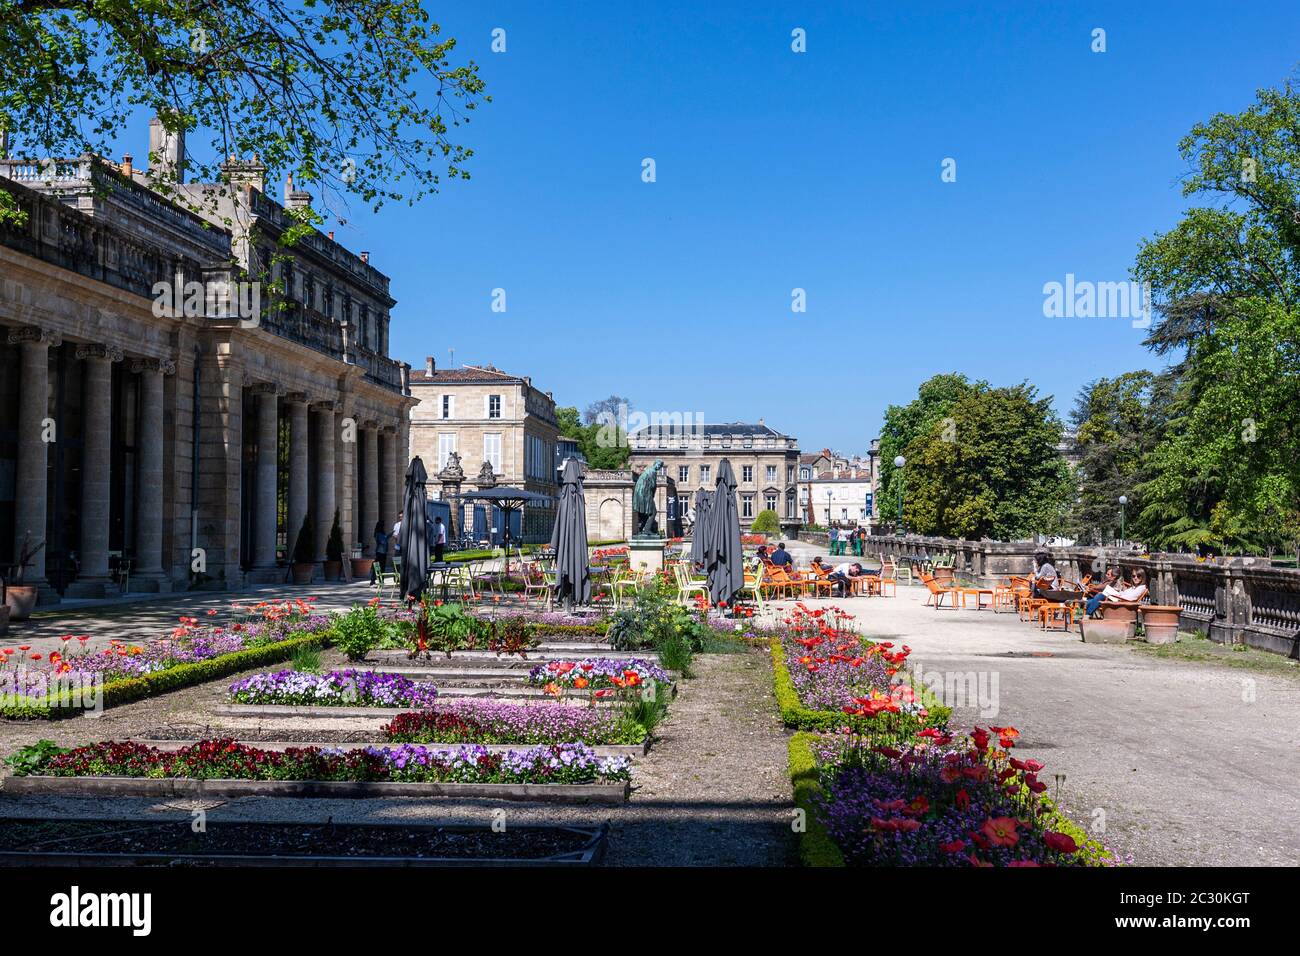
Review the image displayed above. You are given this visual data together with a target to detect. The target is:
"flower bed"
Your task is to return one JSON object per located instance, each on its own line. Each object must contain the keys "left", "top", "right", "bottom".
{"left": 7, "top": 738, "right": 632, "bottom": 786}
{"left": 228, "top": 669, "right": 438, "bottom": 709}
{"left": 770, "top": 604, "right": 950, "bottom": 735}
{"left": 807, "top": 727, "right": 1126, "bottom": 867}
{"left": 383, "top": 700, "right": 648, "bottom": 746}
{"left": 1, "top": 600, "right": 334, "bottom": 719}
{"left": 526, "top": 658, "right": 669, "bottom": 690}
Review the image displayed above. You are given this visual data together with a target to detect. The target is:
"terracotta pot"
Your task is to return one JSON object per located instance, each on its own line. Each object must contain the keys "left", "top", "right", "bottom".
{"left": 290, "top": 563, "right": 315, "bottom": 585}
{"left": 324, "top": 560, "right": 343, "bottom": 582}
{"left": 4, "top": 585, "right": 39, "bottom": 621}
{"left": 350, "top": 558, "right": 373, "bottom": 579}
{"left": 1140, "top": 605, "right": 1181, "bottom": 645}
{"left": 1081, "top": 603, "right": 1136, "bottom": 644}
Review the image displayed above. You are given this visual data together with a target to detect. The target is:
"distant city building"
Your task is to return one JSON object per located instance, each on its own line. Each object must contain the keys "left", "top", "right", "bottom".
{"left": 0, "top": 125, "right": 411, "bottom": 599}
{"left": 407, "top": 357, "right": 558, "bottom": 541}
{"left": 627, "top": 420, "right": 800, "bottom": 530}
{"left": 798, "top": 445, "right": 879, "bottom": 529}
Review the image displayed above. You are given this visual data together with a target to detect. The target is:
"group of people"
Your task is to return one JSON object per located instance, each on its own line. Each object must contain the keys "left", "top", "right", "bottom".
{"left": 368, "top": 510, "right": 449, "bottom": 583}
{"left": 1027, "top": 548, "right": 1150, "bottom": 616}
{"left": 827, "top": 526, "right": 867, "bottom": 556}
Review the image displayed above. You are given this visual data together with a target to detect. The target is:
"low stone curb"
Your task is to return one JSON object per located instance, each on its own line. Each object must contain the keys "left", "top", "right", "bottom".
{"left": 130, "top": 738, "right": 651, "bottom": 757}
{"left": 4, "top": 775, "right": 630, "bottom": 804}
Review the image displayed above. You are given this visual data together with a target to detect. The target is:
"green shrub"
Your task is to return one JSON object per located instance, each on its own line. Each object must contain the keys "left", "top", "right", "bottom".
{"left": 332, "top": 604, "right": 386, "bottom": 661}
{"left": 5, "top": 739, "right": 68, "bottom": 775}
{"left": 750, "top": 509, "right": 780, "bottom": 534}
{"left": 788, "top": 732, "right": 845, "bottom": 867}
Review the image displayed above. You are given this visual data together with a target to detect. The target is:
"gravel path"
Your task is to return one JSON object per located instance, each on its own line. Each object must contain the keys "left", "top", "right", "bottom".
{"left": 0, "top": 647, "right": 795, "bottom": 867}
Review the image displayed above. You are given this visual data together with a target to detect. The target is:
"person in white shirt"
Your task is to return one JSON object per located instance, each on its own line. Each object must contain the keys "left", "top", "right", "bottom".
{"left": 1089, "top": 567, "right": 1148, "bottom": 615}
{"left": 829, "top": 562, "right": 864, "bottom": 597}
{"left": 1030, "top": 550, "right": 1059, "bottom": 597}
{"left": 391, "top": 512, "right": 403, "bottom": 557}
{"left": 433, "top": 516, "right": 447, "bottom": 563}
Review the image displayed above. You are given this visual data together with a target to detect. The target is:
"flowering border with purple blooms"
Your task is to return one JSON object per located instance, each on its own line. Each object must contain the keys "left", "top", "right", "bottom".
{"left": 525, "top": 658, "right": 670, "bottom": 689}
{"left": 383, "top": 700, "right": 648, "bottom": 745}
{"left": 228, "top": 669, "right": 439, "bottom": 708}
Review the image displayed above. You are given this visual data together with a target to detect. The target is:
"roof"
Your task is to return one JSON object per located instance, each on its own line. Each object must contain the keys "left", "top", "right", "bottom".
{"left": 629, "top": 421, "right": 790, "bottom": 439}
{"left": 409, "top": 364, "right": 523, "bottom": 385}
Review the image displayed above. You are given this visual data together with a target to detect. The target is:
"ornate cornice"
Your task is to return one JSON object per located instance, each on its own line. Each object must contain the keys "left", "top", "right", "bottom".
{"left": 283, "top": 391, "right": 310, "bottom": 405}
{"left": 7, "top": 325, "right": 62, "bottom": 348}
{"left": 128, "top": 357, "right": 177, "bottom": 376}
{"left": 250, "top": 381, "right": 283, "bottom": 396}
{"left": 76, "top": 343, "right": 125, "bottom": 362}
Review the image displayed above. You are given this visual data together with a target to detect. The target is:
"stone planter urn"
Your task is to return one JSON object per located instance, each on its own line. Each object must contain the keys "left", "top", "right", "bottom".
{"left": 1081, "top": 603, "right": 1137, "bottom": 644}
{"left": 290, "top": 563, "right": 315, "bottom": 585}
{"left": 1140, "top": 605, "right": 1181, "bottom": 645}
{"left": 4, "top": 585, "right": 39, "bottom": 621}
{"left": 350, "top": 558, "right": 373, "bottom": 579}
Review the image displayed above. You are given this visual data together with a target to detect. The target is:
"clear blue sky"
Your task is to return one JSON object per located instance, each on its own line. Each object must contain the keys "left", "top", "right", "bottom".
{"left": 110, "top": 1, "right": 1300, "bottom": 452}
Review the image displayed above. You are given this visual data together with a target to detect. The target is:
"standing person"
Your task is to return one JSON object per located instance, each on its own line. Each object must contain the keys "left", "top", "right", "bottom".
{"left": 829, "top": 526, "right": 839, "bottom": 556}
{"left": 391, "top": 511, "right": 403, "bottom": 560}
{"left": 371, "top": 520, "right": 389, "bottom": 583}
{"left": 433, "top": 516, "right": 447, "bottom": 563}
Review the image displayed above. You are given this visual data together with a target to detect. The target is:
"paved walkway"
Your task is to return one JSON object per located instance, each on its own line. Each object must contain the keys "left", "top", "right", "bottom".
{"left": 774, "top": 540, "right": 1300, "bottom": 866}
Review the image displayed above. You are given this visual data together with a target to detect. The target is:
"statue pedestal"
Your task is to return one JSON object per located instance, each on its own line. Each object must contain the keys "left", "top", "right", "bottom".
{"left": 629, "top": 537, "right": 668, "bottom": 577}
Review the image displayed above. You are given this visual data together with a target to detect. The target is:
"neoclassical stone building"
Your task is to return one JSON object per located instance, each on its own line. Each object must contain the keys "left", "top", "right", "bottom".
{"left": 0, "top": 130, "right": 413, "bottom": 601}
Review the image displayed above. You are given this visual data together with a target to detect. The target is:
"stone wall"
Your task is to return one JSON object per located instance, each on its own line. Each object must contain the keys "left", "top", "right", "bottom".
{"left": 852, "top": 534, "right": 1300, "bottom": 656}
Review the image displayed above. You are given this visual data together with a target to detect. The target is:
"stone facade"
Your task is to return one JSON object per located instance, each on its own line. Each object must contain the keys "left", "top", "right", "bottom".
{"left": 408, "top": 358, "right": 558, "bottom": 541}
{"left": 628, "top": 421, "right": 800, "bottom": 531}
{"left": 0, "top": 143, "right": 412, "bottom": 601}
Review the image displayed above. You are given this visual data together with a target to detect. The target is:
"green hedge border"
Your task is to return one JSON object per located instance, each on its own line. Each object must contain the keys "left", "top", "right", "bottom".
{"left": 2, "top": 628, "right": 333, "bottom": 720}
{"left": 770, "top": 638, "right": 952, "bottom": 734}
{"left": 788, "top": 732, "right": 845, "bottom": 867}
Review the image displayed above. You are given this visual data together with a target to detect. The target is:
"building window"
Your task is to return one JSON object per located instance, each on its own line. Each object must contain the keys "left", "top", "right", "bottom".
{"left": 438, "top": 433, "right": 456, "bottom": 470}
{"left": 488, "top": 395, "right": 502, "bottom": 419}
{"left": 742, "top": 494, "right": 754, "bottom": 518}
{"left": 699, "top": 464, "right": 711, "bottom": 485}
{"left": 743, "top": 437, "right": 752, "bottom": 448}
{"left": 766, "top": 465, "right": 777, "bottom": 483}
{"left": 841, "top": 508, "right": 848, "bottom": 520}
{"left": 786, "top": 492, "right": 797, "bottom": 518}
{"left": 800, "top": 466, "right": 811, "bottom": 480}
{"left": 742, "top": 465, "right": 753, "bottom": 483}
{"left": 766, "top": 493, "right": 777, "bottom": 512}
{"left": 678, "top": 465, "right": 689, "bottom": 483}
{"left": 441, "top": 395, "right": 453, "bottom": 419}
{"left": 484, "top": 433, "right": 502, "bottom": 473}
{"left": 787, "top": 465, "right": 795, "bottom": 483}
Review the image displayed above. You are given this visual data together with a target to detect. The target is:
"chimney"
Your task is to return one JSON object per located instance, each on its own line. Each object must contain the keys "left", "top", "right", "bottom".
{"left": 148, "top": 115, "right": 186, "bottom": 182}
{"left": 328, "top": 231, "right": 335, "bottom": 241}
{"left": 219, "top": 154, "right": 266, "bottom": 194}
{"left": 283, "top": 171, "right": 314, "bottom": 212}
{"left": 360, "top": 251, "right": 369, "bottom": 264}
{"left": 425, "top": 355, "right": 435, "bottom": 375}
{"left": 120, "top": 154, "right": 133, "bottom": 177}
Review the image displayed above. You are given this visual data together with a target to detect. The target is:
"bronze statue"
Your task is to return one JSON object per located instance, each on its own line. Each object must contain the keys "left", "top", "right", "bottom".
{"left": 632, "top": 459, "right": 664, "bottom": 537}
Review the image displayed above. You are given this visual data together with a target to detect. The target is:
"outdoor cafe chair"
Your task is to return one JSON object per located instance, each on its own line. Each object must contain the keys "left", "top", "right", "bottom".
{"left": 921, "top": 572, "right": 961, "bottom": 609}
{"left": 674, "top": 561, "right": 709, "bottom": 606}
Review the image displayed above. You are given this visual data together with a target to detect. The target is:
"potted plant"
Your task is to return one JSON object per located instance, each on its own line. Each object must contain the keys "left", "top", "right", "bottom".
{"left": 350, "top": 540, "right": 372, "bottom": 580}
{"left": 4, "top": 534, "right": 44, "bottom": 621}
{"left": 290, "top": 513, "right": 316, "bottom": 585}
{"left": 324, "top": 510, "right": 345, "bottom": 581}
{"left": 1080, "top": 602, "right": 1138, "bottom": 644}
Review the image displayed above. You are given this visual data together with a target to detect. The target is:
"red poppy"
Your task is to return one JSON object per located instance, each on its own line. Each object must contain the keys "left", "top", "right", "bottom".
{"left": 939, "top": 839, "right": 966, "bottom": 853}
{"left": 1043, "top": 832, "right": 1078, "bottom": 854}
{"left": 980, "top": 817, "right": 1020, "bottom": 848}
{"left": 954, "top": 788, "right": 970, "bottom": 811}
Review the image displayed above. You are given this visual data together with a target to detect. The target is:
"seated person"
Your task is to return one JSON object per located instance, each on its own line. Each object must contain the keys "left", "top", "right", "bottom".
{"left": 1029, "top": 549, "right": 1059, "bottom": 597}
{"left": 810, "top": 556, "right": 831, "bottom": 576}
{"left": 1085, "top": 567, "right": 1123, "bottom": 616}
{"left": 829, "top": 561, "right": 865, "bottom": 597}
{"left": 769, "top": 542, "right": 793, "bottom": 568}
{"left": 1104, "top": 568, "right": 1149, "bottom": 605}
{"left": 755, "top": 545, "right": 770, "bottom": 564}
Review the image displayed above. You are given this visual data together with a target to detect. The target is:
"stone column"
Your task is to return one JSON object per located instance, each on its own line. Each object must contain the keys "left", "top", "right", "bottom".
{"left": 8, "top": 326, "right": 59, "bottom": 592}
{"left": 336, "top": 406, "right": 354, "bottom": 560}
{"left": 313, "top": 401, "right": 337, "bottom": 562}
{"left": 131, "top": 357, "right": 175, "bottom": 589}
{"left": 68, "top": 344, "right": 123, "bottom": 596}
{"left": 380, "top": 425, "right": 398, "bottom": 536}
{"left": 252, "top": 384, "right": 281, "bottom": 570}
{"left": 361, "top": 424, "right": 379, "bottom": 555}
{"left": 285, "top": 393, "right": 309, "bottom": 561}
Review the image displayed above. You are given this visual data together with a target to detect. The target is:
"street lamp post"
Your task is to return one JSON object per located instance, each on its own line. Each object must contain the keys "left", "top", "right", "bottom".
{"left": 1118, "top": 495, "right": 1128, "bottom": 546}
{"left": 894, "top": 455, "right": 906, "bottom": 534}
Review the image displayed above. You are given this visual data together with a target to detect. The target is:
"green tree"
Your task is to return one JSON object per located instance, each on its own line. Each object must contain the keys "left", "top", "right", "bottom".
{"left": 555, "top": 405, "right": 629, "bottom": 470}
{"left": 1067, "top": 371, "right": 1171, "bottom": 544}
{"left": 0, "top": 0, "right": 487, "bottom": 224}
{"left": 877, "top": 373, "right": 984, "bottom": 525}
{"left": 903, "top": 384, "right": 1072, "bottom": 540}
